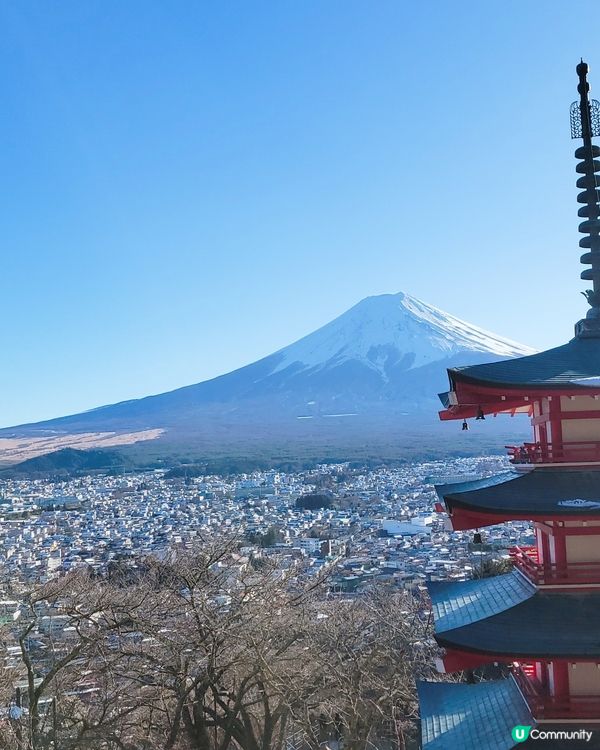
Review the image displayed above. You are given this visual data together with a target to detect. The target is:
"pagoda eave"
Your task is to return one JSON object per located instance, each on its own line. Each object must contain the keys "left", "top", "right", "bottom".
{"left": 439, "top": 379, "right": 600, "bottom": 421}
{"left": 442, "top": 336, "right": 600, "bottom": 396}
{"left": 438, "top": 645, "right": 600, "bottom": 672}
{"left": 438, "top": 401, "right": 531, "bottom": 421}
{"left": 435, "top": 637, "right": 600, "bottom": 666}
{"left": 427, "top": 574, "right": 600, "bottom": 663}
{"left": 440, "top": 504, "right": 592, "bottom": 531}
{"left": 435, "top": 645, "right": 510, "bottom": 671}
{"left": 431, "top": 600, "right": 600, "bottom": 661}
{"left": 436, "top": 469, "right": 600, "bottom": 530}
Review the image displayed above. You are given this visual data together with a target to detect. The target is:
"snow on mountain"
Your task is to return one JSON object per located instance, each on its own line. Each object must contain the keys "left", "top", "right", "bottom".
{"left": 271, "top": 292, "right": 535, "bottom": 379}
{"left": 1, "top": 291, "right": 536, "bottom": 443}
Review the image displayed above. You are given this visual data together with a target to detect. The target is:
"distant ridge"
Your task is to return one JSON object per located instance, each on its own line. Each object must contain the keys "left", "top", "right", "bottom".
{"left": 2, "top": 448, "right": 133, "bottom": 477}
{"left": 0, "top": 293, "right": 535, "bottom": 464}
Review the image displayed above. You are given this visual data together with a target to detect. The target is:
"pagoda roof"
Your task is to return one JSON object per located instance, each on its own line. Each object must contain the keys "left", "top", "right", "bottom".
{"left": 418, "top": 678, "right": 533, "bottom": 750}
{"left": 428, "top": 572, "right": 600, "bottom": 659}
{"left": 428, "top": 570, "right": 535, "bottom": 632}
{"left": 448, "top": 336, "right": 600, "bottom": 390}
{"left": 436, "top": 469, "right": 600, "bottom": 529}
{"left": 438, "top": 336, "right": 600, "bottom": 419}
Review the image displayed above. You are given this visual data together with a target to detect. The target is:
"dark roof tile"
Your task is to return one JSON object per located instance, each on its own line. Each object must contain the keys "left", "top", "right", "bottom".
{"left": 418, "top": 679, "right": 532, "bottom": 750}
{"left": 438, "top": 469, "right": 600, "bottom": 517}
{"left": 432, "top": 583, "right": 600, "bottom": 657}
{"left": 449, "top": 336, "right": 600, "bottom": 388}
{"left": 428, "top": 571, "right": 535, "bottom": 632}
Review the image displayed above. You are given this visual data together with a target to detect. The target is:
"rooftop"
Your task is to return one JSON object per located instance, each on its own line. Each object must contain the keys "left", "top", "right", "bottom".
{"left": 447, "top": 336, "right": 600, "bottom": 391}
{"left": 436, "top": 468, "right": 600, "bottom": 529}
{"left": 428, "top": 571, "right": 535, "bottom": 632}
{"left": 418, "top": 678, "right": 533, "bottom": 750}
{"left": 428, "top": 573, "right": 600, "bottom": 659}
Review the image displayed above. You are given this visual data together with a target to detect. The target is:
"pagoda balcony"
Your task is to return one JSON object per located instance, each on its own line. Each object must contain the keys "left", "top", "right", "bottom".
{"left": 507, "top": 440, "right": 600, "bottom": 466}
{"left": 512, "top": 667, "right": 600, "bottom": 720}
{"left": 509, "top": 545, "right": 600, "bottom": 586}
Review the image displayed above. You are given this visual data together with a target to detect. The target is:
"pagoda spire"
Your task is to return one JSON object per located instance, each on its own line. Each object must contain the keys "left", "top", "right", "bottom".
{"left": 572, "top": 61, "right": 600, "bottom": 336}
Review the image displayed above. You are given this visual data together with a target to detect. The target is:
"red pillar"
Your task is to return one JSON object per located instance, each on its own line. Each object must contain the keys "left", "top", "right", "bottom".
{"left": 552, "top": 660, "right": 569, "bottom": 697}
{"left": 552, "top": 523, "right": 568, "bottom": 572}
{"left": 548, "top": 396, "right": 563, "bottom": 454}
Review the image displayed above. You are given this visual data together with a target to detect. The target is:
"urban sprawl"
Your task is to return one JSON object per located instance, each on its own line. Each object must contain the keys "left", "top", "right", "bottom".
{"left": 0, "top": 456, "right": 532, "bottom": 594}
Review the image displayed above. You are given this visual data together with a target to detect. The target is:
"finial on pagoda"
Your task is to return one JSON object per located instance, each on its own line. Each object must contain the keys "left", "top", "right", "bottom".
{"left": 572, "top": 61, "right": 600, "bottom": 337}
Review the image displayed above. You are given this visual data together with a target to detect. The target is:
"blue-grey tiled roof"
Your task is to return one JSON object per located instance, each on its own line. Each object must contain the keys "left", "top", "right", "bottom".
{"left": 448, "top": 336, "right": 600, "bottom": 389}
{"left": 427, "top": 571, "right": 535, "bottom": 633}
{"left": 434, "top": 588, "right": 600, "bottom": 658}
{"left": 418, "top": 678, "right": 533, "bottom": 750}
{"left": 435, "top": 472, "right": 516, "bottom": 498}
{"left": 437, "top": 469, "right": 600, "bottom": 520}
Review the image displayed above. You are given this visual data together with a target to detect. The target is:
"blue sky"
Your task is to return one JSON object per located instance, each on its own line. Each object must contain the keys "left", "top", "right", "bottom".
{"left": 0, "top": 1, "right": 598, "bottom": 425}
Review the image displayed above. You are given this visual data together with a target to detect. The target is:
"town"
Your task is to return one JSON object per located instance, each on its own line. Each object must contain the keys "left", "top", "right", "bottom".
{"left": 0, "top": 455, "right": 538, "bottom": 748}
{"left": 0, "top": 456, "right": 533, "bottom": 594}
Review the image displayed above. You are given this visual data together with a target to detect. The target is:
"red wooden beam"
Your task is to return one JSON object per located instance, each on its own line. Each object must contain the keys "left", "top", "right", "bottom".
{"left": 445, "top": 505, "right": 600, "bottom": 531}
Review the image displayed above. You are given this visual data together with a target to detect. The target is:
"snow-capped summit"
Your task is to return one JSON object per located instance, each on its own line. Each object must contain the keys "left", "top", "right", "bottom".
{"left": 272, "top": 292, "right": 535, "bottom": 379}
{"left": 2, "top": 292, "right": 535, "bottom": 454}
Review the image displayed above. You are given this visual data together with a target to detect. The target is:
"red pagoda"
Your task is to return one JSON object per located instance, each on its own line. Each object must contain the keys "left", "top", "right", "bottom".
{"left": 418, "top": 62, "right": 600, "bottom": 749}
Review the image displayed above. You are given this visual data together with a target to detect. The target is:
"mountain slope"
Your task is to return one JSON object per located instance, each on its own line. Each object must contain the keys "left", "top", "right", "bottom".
{"left": 0, "top": 293, "right": 535, "bottom": 459}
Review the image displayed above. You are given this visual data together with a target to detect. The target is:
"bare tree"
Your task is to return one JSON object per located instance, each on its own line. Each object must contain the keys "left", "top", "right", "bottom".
{"left": 120, "top": 541, "right": 322, "bottom": 750}
{"left": 0, "top": 538, "right": 436, "bottom": 750}
{"left": 0, "top": 570, "right": 152, "bottom": 750}
{"left": 290, "top": 587, "right": 437, "bottom": 750}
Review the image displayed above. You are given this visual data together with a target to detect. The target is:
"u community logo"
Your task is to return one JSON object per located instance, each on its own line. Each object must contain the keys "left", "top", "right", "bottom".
{"left": 512, "top": 725, "right": 594, "bottom": 743}
{"left": 512, "top": 726, "right": 531, "bottom": 743}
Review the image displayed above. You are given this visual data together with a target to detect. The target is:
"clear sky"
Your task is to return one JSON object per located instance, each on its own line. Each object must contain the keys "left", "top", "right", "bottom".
{"left": 0, "top": 0, "right": 598, "bottom": 426}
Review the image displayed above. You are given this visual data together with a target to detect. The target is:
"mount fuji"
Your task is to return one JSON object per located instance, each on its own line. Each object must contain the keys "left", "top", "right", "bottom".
{"left": 0, "top": 293, "right": 536, "bottom": 464}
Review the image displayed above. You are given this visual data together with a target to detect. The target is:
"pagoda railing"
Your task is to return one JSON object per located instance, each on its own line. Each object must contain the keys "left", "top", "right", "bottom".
{"left": 512, "top": 668, "right": 600, "bottom": 720}
{"left": 509, "top": 545, "right": 600, "bottom": 585}
{"left": 507, "top": 441, "right": 600, "bottom": 465}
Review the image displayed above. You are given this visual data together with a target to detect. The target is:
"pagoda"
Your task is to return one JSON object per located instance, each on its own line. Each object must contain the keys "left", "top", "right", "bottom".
{"left": 418, "top": 62, "right": 600, "bottom": 750}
